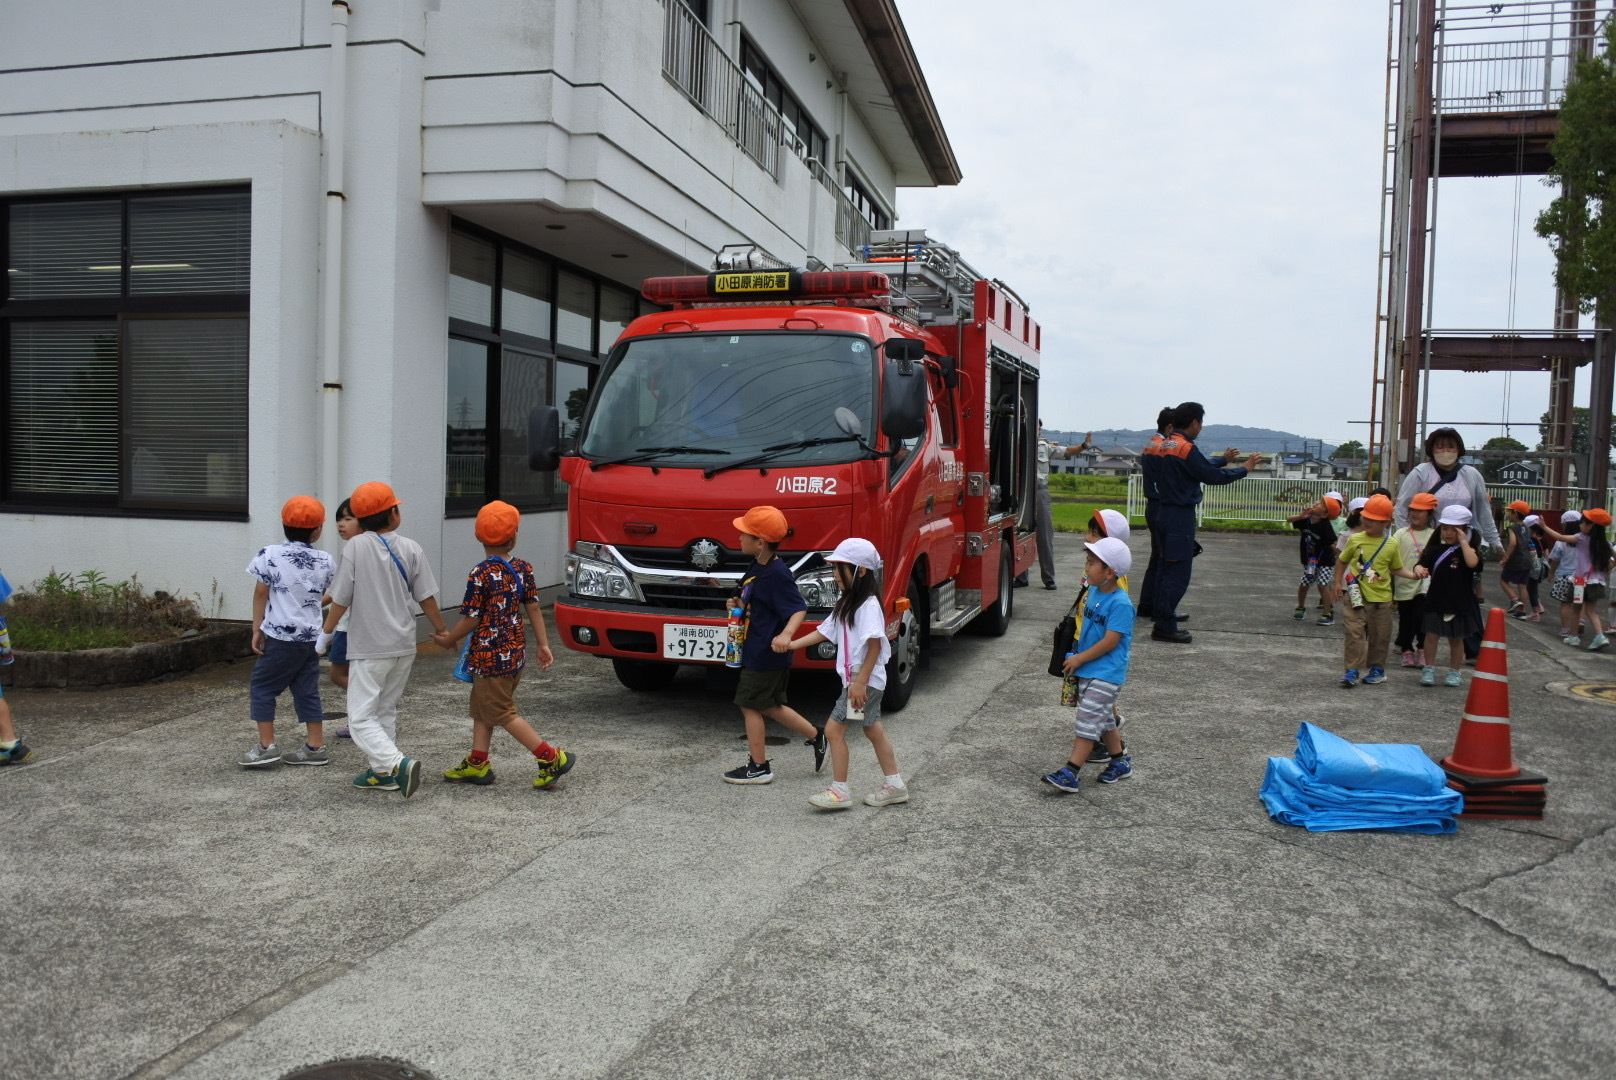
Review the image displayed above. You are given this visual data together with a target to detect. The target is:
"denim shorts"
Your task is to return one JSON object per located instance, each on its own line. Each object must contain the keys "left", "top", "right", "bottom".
{"left": 328, "top": 630, "right": 348, "bottom": 665}
{"left": 829, "top": 685, "right": 884, "bottom": 728}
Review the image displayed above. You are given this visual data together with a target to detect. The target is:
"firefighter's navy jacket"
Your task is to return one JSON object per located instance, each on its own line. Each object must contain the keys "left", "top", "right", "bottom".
{"left": 1143, "top": 429, "right": 1248, "bottom": 507}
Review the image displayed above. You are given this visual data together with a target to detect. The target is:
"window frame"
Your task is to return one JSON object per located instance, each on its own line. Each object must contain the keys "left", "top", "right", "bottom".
{"left": 1, "top": 186, "right": 252, "bottom": 520}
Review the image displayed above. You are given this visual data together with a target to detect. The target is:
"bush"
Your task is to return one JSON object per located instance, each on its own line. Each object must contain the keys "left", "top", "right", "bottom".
{"left": 5, "top": 570, "right": 208, "bottom": 652}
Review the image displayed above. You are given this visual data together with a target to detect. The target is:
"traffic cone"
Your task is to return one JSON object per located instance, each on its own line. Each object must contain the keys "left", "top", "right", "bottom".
{"left": 1441, "top": 606, "right": 1548, "bottom": 819}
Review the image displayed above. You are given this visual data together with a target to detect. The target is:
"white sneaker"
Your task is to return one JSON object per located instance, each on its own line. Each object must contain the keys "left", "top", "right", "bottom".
{"left": 863, "top": 783, "right": 910, "bottom": 807}
{"left": 1589, "top": 634, "right": 1610, "bottom": 651}
{"left": 809, "top": 787, "right": 854, "bottom": 810}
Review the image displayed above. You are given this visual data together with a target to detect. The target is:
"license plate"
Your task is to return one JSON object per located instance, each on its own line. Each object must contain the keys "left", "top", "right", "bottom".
{"left": 662, "top": 623, "right": 728, "bottom": 662}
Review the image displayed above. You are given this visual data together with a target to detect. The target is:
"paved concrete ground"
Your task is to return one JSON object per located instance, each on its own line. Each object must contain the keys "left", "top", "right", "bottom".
{"left": 3, "top": 531, "right": 1613, "bottom": 1080}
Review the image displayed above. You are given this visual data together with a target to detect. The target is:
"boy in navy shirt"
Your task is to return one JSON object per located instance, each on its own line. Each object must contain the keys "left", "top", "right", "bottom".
{"left": 1043, "top": 537, "right": 1135, "bottom": 793}
{"left": 722, "top": 506, "right": 828, "bottom": 784}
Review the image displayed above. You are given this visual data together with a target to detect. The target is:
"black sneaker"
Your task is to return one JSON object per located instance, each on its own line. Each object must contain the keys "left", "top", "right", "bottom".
{"left": 1087, "top": 738, "right": 1125, "bottom": 764}
{"left": 723, "top": 759, "right": 774, "bottom": 785}
{"left": 807, "top": 729, "right": 828, "bottom": 772}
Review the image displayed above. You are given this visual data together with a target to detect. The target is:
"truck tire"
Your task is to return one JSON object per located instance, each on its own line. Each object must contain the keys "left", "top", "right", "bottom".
{"left": 882, "top": 576, "right": 925, "bottom": 711}
{"left": 970, "top": 541, "right": 1015, "bottom": 637}
{"left": 611, "top": 658, "right": 680, "bottom": 691}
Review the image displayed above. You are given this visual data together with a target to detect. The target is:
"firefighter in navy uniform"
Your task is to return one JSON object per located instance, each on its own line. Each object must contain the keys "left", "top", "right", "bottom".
{"left": 1144, "top": 402, "right": 1263, "bottom": 644}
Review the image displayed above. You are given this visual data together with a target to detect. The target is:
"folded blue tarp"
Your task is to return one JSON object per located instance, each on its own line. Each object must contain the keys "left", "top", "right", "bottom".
{"left": 1261, "top": 723, "right": 1463, "bottom": 834}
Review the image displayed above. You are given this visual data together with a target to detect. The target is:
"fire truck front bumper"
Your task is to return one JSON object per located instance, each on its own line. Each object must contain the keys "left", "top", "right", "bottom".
{"left": 556, "top": 599, "right": 836, "bottom": 669}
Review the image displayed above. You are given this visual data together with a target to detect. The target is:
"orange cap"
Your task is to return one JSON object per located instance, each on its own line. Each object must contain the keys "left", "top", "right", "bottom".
{"left": 475, "top": 500, "right": 521, "bottom": 545}
{"left": 1584, "top": 508, "right": 1612, "bottom": 526}
{"left": 1507, "top": 499, "right": 1532, "bottom": 515}
{"left": 733, "top": 505, "right": 789, "bottom": 543}
{"left": 1321, "top": 495, "right": 1342, "bottom": 519}
{"left": 1410, "top": 492, "right": 1439, "bottom": 511}
{"left": 281, "top": 495, "right": 325, "bottom": 529}
{"left": 350, "top": 481, "right": 400, "bottom": 518}
{"left": 1361, "top": 493, "right": 1395, "bottom": 522}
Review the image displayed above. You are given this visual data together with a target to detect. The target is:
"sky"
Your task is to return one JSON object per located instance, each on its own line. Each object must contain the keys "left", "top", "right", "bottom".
{"left": 894, "top": 1, "right": 1573, "bottom": 448}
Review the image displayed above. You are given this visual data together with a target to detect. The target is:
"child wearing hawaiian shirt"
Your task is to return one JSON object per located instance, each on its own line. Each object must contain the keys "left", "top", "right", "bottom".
{"left": 432, "top": 501, "right": 570, "bottom": 789}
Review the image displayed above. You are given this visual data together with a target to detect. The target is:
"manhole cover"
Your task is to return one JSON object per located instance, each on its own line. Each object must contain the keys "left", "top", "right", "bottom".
{"left": 1566, "top": 682, "right": 1616, "bottom": 705}
{"left": 279, "top": 1058, "right": 436, "bottom": 1080}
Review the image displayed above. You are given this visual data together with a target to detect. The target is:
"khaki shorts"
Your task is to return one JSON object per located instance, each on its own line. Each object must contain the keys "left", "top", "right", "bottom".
{"left": 734, "top": 667, "right": 792, "bottom": 711}
{"left": 470, "top": 670, "right": 522, "bottom": 727}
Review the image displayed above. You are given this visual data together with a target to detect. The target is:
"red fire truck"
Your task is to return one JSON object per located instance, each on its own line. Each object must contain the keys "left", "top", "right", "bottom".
{"left": 529, "top": 231, "right": 1042, "bottom": 710}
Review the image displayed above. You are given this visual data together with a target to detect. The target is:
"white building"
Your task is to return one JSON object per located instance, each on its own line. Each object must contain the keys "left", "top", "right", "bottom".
{"left": 0, "top": 0, "right": 958, "bottom": 620}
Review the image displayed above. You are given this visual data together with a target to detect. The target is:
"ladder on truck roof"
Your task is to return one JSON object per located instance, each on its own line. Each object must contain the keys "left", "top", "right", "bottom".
{"left": 841, "top": 229, "right": 988, "bottom": 325}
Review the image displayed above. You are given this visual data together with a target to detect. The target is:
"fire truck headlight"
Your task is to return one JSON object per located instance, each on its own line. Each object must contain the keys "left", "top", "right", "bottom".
{"left": 814, "top": 641, "right": 838, "bottom": 661}
{"left": 794, "top": 565, "right": 841, "bottom": 610}
{"left": 566, "top": 551, "right": 642, "bottom": 602}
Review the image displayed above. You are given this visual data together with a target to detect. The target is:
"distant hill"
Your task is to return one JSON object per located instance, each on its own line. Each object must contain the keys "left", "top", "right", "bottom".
{"left": 1047, "top": 425, "right": 1336, "bottom": 458}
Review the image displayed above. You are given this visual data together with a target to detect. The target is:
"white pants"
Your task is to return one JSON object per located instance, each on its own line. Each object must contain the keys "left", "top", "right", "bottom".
{"left": 346, "top": 654, "right": 415, "bottom": 774}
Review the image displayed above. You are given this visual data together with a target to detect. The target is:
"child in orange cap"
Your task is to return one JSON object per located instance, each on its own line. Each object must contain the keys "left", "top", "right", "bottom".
{"left": 239, "top": 496, "right": 336, "bottom": 769}
{"left": 1393, "top": 492, "right": 1438, "bottom": 668}
{"left": 722, "top": 505, "right": 827, "bottom": 785}
{"left": 318, "top": 481, "right": 448, "bottom": 797}
{"left": 1287, "top": 494, "right": 1341, "bottom": 623}
{"left": 1499, "top": 499, "right": 1535, "bottom": 615}
{"left": 432, "top": 502, "right": 571, "bottom": 789}
{"left": 1538, "top": 508, "right": 1614, "bottom": 650}
{"left": 1332, "top": 493, "right": 1422, "bottom": 688}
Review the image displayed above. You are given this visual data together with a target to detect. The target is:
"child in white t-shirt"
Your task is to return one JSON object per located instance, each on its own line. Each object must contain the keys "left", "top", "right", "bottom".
{"left": 787, "top": 538, "right": 906, "bottom": 810}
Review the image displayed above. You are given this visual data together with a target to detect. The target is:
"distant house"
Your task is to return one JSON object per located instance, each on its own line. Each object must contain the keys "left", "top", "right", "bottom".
{"left": 1330, "top": 458, "right": 1370, "bottom": 481}
{"left": 1049, "top": 447, "right": 1096, "bottom": 476}
{"left": 1498, "top": 460, "right": 1543, "bottom": 486}
{"left": 1089, "top": 445, "right": 1141, "bottom": 477}
{"left": 1270, "top": 455, "right": 1337, "bottom": 480}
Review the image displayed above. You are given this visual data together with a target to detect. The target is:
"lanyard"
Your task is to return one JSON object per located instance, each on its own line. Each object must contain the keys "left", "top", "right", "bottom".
{"left": 1357, "top": 535, "right": 1389, "bottom": 576}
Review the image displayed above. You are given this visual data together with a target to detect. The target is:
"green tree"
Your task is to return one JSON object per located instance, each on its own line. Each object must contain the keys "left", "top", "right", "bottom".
{"left": 1334, "top": 439, "right": 1365, "bottom": 460}
{"left": 1537, "top": 406, "right": 1616, "bottom": 459}
{"left": 1536, "top": 20, "right": 1616, "bottom": 316}
{"left": 1478, "top": 436, "right": 1528, "bottom": 482}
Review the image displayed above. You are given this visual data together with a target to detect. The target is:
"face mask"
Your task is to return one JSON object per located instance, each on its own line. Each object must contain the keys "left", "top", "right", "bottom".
{"left": 1433, "top": 450, "right": 1459, "bottom": 468}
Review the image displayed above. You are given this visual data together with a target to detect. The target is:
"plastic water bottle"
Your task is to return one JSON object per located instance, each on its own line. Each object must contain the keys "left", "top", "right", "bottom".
{"left": 724, "top": 603, "right": 745, "bottom": 668}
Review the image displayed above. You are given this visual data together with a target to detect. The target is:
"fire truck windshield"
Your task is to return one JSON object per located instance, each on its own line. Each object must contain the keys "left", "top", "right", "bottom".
{"left": 579, "top": 332, "right": 876, "bottom": 468}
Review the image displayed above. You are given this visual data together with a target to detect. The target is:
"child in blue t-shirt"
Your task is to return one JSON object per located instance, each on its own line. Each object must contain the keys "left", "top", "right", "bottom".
{"left": 1043, "top": 537, "right": 1135, "bottom": 793}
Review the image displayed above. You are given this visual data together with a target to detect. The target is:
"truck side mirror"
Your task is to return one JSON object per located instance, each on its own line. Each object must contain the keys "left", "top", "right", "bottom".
{"left": 527, "top": 405, "right": 561, "bottom": 472}
{"left": 880, "top": 358, "right": 927, "bottom": 441}
{"left": 882, "top": 337, "right": 926, "bottom": 368}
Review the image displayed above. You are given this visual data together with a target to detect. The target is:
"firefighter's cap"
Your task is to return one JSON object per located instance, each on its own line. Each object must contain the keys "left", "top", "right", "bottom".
{"left": 281, "top": 496, "right": 325, "bottom": 529}
{"left": 826, "top": 537, "right": 881, "bottom": 572}
{"left": 475, "top": 500, "right": 521, "bottom": 545}
{"left": 733, "top": 505, "right": 789, "bottom": 543}
{"left": 350, "top": 481, "right": 401, "bottom": 519}
{"left": 1084, "top": 537, "right": 1132, "bottom": 579}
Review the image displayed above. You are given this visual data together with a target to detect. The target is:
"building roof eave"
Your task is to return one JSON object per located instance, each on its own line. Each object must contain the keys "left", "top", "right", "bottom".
{"left": 838, "top": 0, "right": 962, "bottom": 186}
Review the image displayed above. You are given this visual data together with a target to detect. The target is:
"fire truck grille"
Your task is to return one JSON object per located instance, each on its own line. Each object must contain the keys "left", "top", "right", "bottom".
{"left": 618, "top": 546, "right": 811, "bottom": 574}
{"left": 636, "top": 583, "right": 732, "bottom": 611}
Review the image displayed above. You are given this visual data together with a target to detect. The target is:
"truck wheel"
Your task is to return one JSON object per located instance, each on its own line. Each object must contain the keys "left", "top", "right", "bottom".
{"left": 882, "top": 576, "right": 925, "bottom": 711}
{"left": 971, "top": 542, "right": 1015, "bottom": 637}
{"left": 611, "top": 658, "right": 680, "bottom": 691}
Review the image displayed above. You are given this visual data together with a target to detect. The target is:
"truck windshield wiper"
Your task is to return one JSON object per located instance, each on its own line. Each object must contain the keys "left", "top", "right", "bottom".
{"left": 703, "top": 436, "right": 862, "bottom": 478}
{"left": 589, "top": 446, "right": 731, "bottom": 471}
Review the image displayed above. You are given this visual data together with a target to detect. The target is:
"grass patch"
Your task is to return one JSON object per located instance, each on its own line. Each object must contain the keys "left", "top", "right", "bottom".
{"left": 5, "top": 570, "right": 211, "bottom": 652}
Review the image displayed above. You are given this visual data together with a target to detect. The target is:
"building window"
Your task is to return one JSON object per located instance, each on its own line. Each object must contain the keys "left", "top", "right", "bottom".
{"left": 845, "top": 173, "right": 891, "bottom": 232}
{"left": 3, "top": 189, "right": 250, "bottom": 515}
{"left": 446, "top": 222, "right": 640, "bottom": 514}
{"left": 740, "top": 39, "right": 829, "bottom": 167}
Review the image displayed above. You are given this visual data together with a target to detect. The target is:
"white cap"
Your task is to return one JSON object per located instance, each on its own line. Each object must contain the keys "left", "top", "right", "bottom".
{"left": 1438, "top": 504, "right": 1473, "bottom": 526}
{"left": 1562, "top": 509, "right": 1582, "bottom": 524}
{"left": 1524, "top": 514, "right": 1541, "bottom": 527}
{"left": 1085, "top": 537, "right": 1132, "bottom": 578}
{"left": 1095, "top": 508, "right": 1130, "bottom": 541}
{"left": 1348, "top": 496, "right": 1368, "bottom": 513}
{"left": 1325, "top": 490, "right": 1344, "bottom": 504}
{"left": 826, "top": 537, "right": 881, "bottom": 571}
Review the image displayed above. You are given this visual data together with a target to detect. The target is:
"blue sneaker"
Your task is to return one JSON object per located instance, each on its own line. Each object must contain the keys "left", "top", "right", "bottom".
{"left": 1362, "top": 665, "right": 1386, "bottom": 685}
{"left": 1041, "top": 765, "right": 1082, "bottom": 793}
{"left": 1097, "top": 755, "right": 1133, "bottom": 783}
{"left": 0, "top": 741, "right": 32, "bottom": 765}
{"left": 396, "top": 756, "right": 422, "bottom": 799}
{"left": 1317, "top": 613, "right": 1335, "bottom": 626}
{"left": 1339, "top": 669, "right": 1359, "bottom": 688}
{"left": 353, "top": 767, "right": 399, "bottom": 791}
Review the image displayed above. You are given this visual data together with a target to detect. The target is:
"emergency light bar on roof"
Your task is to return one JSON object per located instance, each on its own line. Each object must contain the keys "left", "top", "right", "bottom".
{"left": 642, "top": 271, "right": 892, "bottom": 309}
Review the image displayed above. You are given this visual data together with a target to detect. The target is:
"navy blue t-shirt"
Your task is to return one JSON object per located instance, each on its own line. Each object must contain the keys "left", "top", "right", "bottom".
{"left": 739, "top": 557, "right": 806, "bottom": 671}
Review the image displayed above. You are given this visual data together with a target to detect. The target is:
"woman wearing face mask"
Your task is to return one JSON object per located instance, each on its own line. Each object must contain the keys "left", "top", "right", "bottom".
{"left": 1393, "top": 429, "right": 1502, "bottom": 554}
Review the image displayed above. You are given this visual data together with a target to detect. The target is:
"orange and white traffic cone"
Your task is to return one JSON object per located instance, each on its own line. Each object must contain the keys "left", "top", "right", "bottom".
{"left": 1441, "top": 607, "right": 1548, "bottom": 819}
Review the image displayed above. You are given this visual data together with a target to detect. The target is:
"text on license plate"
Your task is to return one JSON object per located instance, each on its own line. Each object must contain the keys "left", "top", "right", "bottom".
{"left": 662, "top": 623, "right": 727, "bottom": 662}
